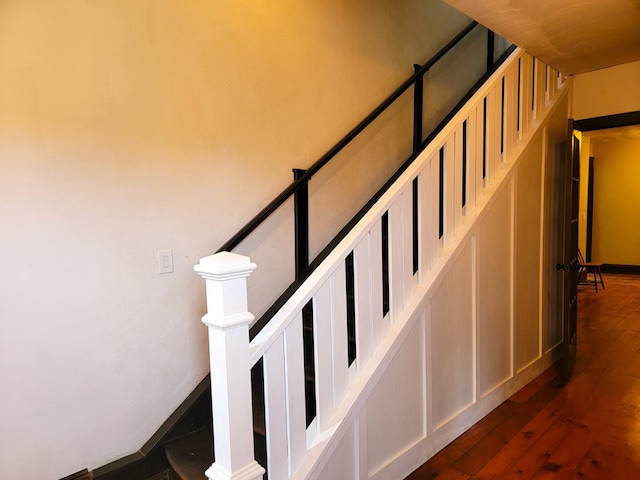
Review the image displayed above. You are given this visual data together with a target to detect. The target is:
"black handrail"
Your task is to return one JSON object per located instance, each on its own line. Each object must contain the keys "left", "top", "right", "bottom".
{"left": 248, "top": 42, "right": 517, "bottom": 340}
{"left": 214, "top": 20, "right": 516, "bottom": 341}
{"left": 218, "top": 21, "right": 480, "bottom": 254}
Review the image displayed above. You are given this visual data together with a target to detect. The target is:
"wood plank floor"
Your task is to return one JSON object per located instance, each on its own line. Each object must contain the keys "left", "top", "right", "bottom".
{"left": 406, "top": 274, "right": 640, "bottom": 480}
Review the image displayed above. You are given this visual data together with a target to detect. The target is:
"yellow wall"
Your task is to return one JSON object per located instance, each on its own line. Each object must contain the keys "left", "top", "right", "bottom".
{"left": 0, "top": 1, "right": 480, "bottom": 478}
{"left": 577, "top": 133, "right": 590, "bottom": 256}
{"left": 590, "top": 136, "right": 640, "bottom": 265}
{"left": 572, "top": 61, "right": 640, "bottom": 265}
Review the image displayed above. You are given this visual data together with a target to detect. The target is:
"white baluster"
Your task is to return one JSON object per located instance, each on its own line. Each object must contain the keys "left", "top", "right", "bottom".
{"left": 194, "top": 252, "right": 265, "bottom": 480}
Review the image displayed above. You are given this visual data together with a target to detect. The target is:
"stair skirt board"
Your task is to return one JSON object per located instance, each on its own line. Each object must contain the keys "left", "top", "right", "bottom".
{"left": 59, "top": 470, "right": 93, "bottom": 480}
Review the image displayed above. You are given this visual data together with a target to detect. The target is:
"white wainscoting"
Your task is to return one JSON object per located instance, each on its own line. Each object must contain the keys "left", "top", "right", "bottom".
{"left": 200, "top": 48, "right": 571, "bottom": 480}
{"left": 293, "top": 52, "right": 569, "bottom": 480}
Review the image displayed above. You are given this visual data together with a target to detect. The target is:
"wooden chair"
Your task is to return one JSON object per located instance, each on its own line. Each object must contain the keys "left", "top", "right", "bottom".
{"left": 578, "top": 249, "right": 605, "bottom": 292}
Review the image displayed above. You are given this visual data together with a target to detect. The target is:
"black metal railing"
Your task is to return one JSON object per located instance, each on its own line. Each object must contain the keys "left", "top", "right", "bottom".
{"left": 219, "top": 21, "right": 479, "bottom": 256}
{"left": 212, "top": 22, "right": 514, "bottom": 338}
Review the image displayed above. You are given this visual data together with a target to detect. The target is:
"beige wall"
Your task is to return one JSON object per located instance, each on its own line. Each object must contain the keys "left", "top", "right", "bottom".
{"left": 572, "top": 60, "right": 640, "bottom": 120}
{"left": 589, "top": 137, "right": 640, "bottom": 265}
{"left": 0, "top": 1, "right": 482, "bottom": 478}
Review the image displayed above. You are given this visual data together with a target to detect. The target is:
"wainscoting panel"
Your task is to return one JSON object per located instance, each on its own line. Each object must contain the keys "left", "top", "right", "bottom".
{"left": 477, "top": 183, "right": 513, "bottom": 396}
{"left": 366, "top": 317, "right": 425, "bottom": 476}
{"left": 429, "top": 240, "right": 475, "bottom": 430}
{"left": 515, "top": 134, "right": 544, "bottom": 371}
{"left": 316, "top": 421, "right": 358, "bottom": 480}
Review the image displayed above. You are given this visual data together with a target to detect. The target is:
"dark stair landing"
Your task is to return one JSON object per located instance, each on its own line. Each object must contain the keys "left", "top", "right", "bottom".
{"left": 164, "top": 363, "right": 268, "bottom": 480}
{"left": 164, "top": 426, "right": 268, "bottom": 480}
{"left": 164, "top": 427, "right": 212, "bottom": 480}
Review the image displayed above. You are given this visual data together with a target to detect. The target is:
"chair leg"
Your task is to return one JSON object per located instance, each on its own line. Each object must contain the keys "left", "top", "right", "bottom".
{"left": 596, "top": 267, "right": 605, "bottom": 290}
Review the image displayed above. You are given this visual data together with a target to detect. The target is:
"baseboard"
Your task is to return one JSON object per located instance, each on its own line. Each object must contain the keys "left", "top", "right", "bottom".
{"left": 601, "top": 264, "right": 640, "bottom": 275}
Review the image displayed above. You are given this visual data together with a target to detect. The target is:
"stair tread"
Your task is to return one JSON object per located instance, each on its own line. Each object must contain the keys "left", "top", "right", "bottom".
{"left": 164, "top": 427, "right": 213, "bottom": 480}
{"left": 164, "top": 425, "right": 267, "bottom": 480}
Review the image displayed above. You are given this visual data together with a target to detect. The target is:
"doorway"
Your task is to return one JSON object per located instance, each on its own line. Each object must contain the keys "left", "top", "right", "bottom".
{"left": 576, "top": 115, "right": 640, "bottom": 273}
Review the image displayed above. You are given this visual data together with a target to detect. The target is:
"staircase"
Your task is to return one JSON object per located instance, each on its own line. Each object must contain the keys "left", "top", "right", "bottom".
{"left": 163, "top": 309, "right": 314, "bottom": 479}
{"left": 156, "top": 44, "right": 572, "bottom": 480}
{"left": 123, "top": 23, "right": 504, "bottom": 480}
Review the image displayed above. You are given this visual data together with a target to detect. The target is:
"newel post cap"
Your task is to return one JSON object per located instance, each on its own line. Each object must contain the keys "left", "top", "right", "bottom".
{"left": 194, "top": 252, "right": 257, "bottom": 280}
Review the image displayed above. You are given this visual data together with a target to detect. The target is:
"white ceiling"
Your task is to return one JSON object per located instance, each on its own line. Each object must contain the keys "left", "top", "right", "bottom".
{"left": 443, "top": 0, "right": 640, "bottom": 75}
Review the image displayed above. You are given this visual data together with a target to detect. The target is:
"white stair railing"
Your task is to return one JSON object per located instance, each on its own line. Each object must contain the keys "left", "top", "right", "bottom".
{"left": 196, "top": 48, "right": 568, "bottom": 480}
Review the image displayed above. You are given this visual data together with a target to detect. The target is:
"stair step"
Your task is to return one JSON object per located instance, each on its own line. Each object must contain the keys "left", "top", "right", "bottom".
{"left": 164, "top": 427, "right": 213, "bottom": 480}
{"left": 164, "top": 425, "right": 268, "bottom": 480}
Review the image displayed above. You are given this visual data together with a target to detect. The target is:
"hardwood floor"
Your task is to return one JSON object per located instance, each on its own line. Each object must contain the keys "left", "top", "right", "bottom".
{"left": 406, "top": 274, "right": 640, "bottom": 480}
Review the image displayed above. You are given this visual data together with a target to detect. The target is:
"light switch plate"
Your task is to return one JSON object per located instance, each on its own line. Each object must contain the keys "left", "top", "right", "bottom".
{"left": 157, "top": 250, "right": 174, "bottom": 274}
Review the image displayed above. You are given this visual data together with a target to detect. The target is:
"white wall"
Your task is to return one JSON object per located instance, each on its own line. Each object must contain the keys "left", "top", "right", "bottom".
{"left": 0, "top": 1, "right": 483, "bottom": 478}
{"left": 572, "top": 60, "right": 640, "bottom": 119}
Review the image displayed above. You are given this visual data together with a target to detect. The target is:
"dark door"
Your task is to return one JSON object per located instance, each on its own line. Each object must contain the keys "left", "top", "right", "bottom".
{"left": 559, "top": 119, "right": 581, "bottom": 381}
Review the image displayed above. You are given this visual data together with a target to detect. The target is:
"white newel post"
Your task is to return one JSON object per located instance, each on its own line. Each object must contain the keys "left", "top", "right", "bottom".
{"left": 194, "top": 252, "right": 265, "bottom": 480}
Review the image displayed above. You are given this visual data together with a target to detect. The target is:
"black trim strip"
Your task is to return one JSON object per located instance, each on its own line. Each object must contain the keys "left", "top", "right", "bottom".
{"left": 516, "top": 58, "right": 521, "bottom": 132}
{"left": 302, "top": 300, "right": 316, "bottom": 427}
{"left": 412, "top": 177, "right": 419, "bottom": 274}
{"left": 248, "top": 45, "right": 518, "bottom": 339}
{"left": 439, "top": 147, "right": 445, "bottom": 239}
{"left": 483, "top": 96, "right": 487, "bottom": 179}
{"left": 462, "top": 120, "right": 468, "bottom": 208}
{"left": 576, "top": 110, "right": 640, "bottom": 131}
{"left": 600, "top": 265, "right": 640, "bottom": 275}
{"left": 219, "top": 21, "right": 480, "bottom": 253}
{"left": 60, "top": 470, "right": 92, "bottom": 480}
{"left": 500, "top": 76, "right": 505, "bottom": 154}
{"left": 382, "top": 212, "right": 390, "bottom": 317}
{"left": 345, "top": 252, "right": 357, "bottom": 365}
